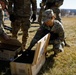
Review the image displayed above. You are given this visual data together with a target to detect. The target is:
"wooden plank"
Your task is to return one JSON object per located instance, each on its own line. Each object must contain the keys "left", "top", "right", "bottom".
{"left": 33, "top": 33, "right": 50, "bottom": 65}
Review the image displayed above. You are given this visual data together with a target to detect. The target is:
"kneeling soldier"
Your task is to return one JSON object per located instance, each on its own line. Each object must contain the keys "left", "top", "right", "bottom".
{"left": 27, "top": 9, "right": 65, "bottom": 56}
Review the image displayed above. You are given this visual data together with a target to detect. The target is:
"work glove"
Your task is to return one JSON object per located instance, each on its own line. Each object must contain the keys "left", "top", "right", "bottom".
{"left": 9, "top": 14, "right": 16, "bottom": 22}
{"left": 31, "top": 14, "right": 36, "bottom": 22}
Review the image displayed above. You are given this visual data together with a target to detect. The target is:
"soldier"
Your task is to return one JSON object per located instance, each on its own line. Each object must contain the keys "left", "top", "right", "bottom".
{"left": 38, "top": 0, "right": 70, "bottom": 47}
{"left": 27, "top": 9, "right": 65, "bottom": 56}
{"left": 8, "top": 0, "right": 37, "bottom": 53}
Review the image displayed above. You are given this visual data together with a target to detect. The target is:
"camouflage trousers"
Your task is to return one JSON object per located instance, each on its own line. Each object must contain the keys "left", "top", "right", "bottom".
{"left": 11, "top": 17, "right": 30, "bottom": 50}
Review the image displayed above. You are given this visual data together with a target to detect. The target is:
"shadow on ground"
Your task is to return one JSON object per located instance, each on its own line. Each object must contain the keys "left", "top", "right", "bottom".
{"left": 38, "top": 54, "right": 55, "bottom": 75}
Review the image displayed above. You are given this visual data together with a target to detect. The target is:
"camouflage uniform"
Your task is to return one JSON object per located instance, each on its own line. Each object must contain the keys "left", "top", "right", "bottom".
{"left": 46, "top": 0, "right": 69, "bottom": 47}
{"left": 38, "top": 0, "right": 70, "bottom": 47}
{"left": 8, "top": 0, "right": 37, "bottom": 50}
{"left": 27, "top": 9, "right": 65, "bottom": 54}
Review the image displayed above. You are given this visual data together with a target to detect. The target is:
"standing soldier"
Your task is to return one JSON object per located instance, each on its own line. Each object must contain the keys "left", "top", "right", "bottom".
{"left": 8, "top": 0, "right": 37, "bottom": 53}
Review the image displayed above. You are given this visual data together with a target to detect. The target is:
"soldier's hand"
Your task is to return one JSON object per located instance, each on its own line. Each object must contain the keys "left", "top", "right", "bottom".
{"left": 9, "top": 14, "right": 16, "bottom": 22}
{"left": 31, "top": 14, "right": 36, "bottom": 22}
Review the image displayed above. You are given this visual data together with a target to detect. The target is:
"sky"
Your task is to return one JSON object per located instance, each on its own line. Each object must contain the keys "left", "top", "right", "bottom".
{"left": 37, "top": 0, "right": 76, "bottom": 9}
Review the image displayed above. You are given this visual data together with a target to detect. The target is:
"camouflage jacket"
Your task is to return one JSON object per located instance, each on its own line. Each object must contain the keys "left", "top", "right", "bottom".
{"left": 8, "top": 0, "right": 37, "bottom": 17}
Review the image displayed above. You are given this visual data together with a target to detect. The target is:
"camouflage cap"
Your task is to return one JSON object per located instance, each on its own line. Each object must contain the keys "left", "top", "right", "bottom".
{"left": 42, "top": 9, "right": 54, "bottom": 23}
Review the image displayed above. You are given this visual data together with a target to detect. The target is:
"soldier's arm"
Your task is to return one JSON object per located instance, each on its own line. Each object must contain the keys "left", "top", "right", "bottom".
{"left": 58, "top": 24, "right": 65, "bottom": 42}
{"left": 53, "top": 29, "right": 65, "bottom": 44}
{"left": 59, "top": 30, "right": 65, "bottom": 41}
{"left": 51, "top": 22, "right": 65, "bottom": 44}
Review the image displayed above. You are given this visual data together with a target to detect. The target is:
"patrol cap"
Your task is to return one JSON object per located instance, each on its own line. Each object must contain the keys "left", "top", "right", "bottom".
{"left": 42, "top": 9, "right": 55, "bottom": 23}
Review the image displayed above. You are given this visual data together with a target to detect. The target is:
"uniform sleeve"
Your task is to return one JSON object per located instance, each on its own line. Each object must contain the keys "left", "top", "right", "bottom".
{"left": 58, "top": 27, "right": 65, "bottom": 41}
{"left": 51, "top": 21, "right": 65, "bottom": 43}
{"left": 8, "top": 0, "right": 13, "bottom": 14}
{"left": 56, "top": 23, "right": 65, "bottom": 41}
{"left": 30, "top": 0, "right": 37, "bottom": 14}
